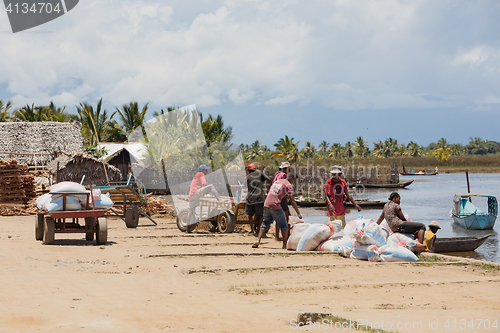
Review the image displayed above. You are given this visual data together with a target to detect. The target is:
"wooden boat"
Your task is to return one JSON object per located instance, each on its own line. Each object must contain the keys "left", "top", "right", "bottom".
{"left": 295, "top": 200, "right": 326, "bottom": 207}
{"left": 351, "top": 180, "right": 414, "bottom": 189}
{"left": 434, "top": 234, "right": 492, "bottom": 253}
{"left": 451, "top": 193, "right": 497, "bottom": 230}
{"left": 400, "top": 172, "right": 437, "bottom": 176}
{"left": 344, "top": 200, "right": 387, "bottom": 209}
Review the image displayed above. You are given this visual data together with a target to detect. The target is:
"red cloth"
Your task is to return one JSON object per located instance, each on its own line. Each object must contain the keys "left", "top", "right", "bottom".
{"left": 324, "top": 178, "right": 348, "bottom": 216}
{"left": 189, "top": 172, "right": 206, "bottom": 198}
{"left": 264, "top": 179, "right": 294, "bottom": 210}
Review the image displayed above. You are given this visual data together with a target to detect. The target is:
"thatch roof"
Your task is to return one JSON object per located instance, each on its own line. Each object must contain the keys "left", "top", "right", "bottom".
{"left": 46, "top": 152, "right": 122, "bottom": 186}
{"left": 0, "top": 121, "right": 83, "bottom": 165}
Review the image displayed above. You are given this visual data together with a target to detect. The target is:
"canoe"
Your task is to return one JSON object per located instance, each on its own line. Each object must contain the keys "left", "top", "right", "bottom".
{"left": 400, "top": 172, "right": 437, "bottom": 176}
{"left": 344, "top": 200, "right": 387, "bottom": 209}
{"left": 451, "top": 193, "right": 497, "bottom": 230}
{"left": 434, "top": 234, "right": 492, "bottom": 253}
{"left": 351, "top": 180, "right": 414, "bottom": 189}
{"left": 296, "top": 200, "right": 326, "bottom": 207}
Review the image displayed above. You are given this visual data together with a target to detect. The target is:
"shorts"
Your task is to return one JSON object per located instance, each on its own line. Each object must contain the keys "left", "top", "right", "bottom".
{"left": 245, "top": 203, "right": 264, "bottom": 216}
{"left": 189, "top": 187, "right": 205, "bottom": 209}
{"left": 261, "top": 207, "right": 288, "bottom": 232}
{"left": 328, "top": 215, "right": 346, "bottom": 229}
{"left": 397, "top": 221, "right": 426, "bottom": 234}
{"left": 280, "top": 197, "right": 289, "bottom": 212}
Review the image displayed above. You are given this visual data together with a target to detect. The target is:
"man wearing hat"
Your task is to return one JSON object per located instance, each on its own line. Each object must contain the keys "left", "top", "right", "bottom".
{"left": 423, "top": 221, "right": 441, "bottom": 252}
{"left": 325, "top": 165, "right": 361, "bottom": 228}
{"left": 186, "top": 164, "right": 221, "bottom": 232}
{"left": 245, "top": 163, "right": 272, "bottom": 235}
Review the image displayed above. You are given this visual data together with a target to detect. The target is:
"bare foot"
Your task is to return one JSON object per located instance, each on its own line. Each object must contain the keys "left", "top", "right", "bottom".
{"left": 274, "top": 238, "right": 282, "bottom": 242}
{"left": 252, "top": 242, "right": 259, "bottom": 248}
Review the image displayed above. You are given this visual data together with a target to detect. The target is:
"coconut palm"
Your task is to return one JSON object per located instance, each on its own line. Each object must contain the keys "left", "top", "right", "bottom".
{"left": 201, "top": 113, "right": 233, "bottom": 149}
{"left": 405, "top": 141, "right": 422, "bottom": 157}
{"left": 353, "top": 136, "right": 370, "bottom": 157}
{"left": 318, "top": 141, "right": 330, "bottom": 157}
{"left": 115, "top": 102, "right": 149, "bottom": 138}
{"left": 13, "top": 103, "right": 49, "bottom": 122}
{"left": 301, "top": 142, "right": 317, "bottom": 159}
{"left": 43, "top": 101, "right": 70, "bottom": 122}
{"left": 343, "top": 141, "right": 353, "bottom": 158}
{"left": 75, "top": 98, "right": 113, "bottom": 145}
{"left": 328, "top": 143, "right": 342, "bottom": 158}
{"left": 273, "top": 135, "right": 300, "bottom": 162}
{"left": 0, "top": 100, "right": 12, "bottom": 122}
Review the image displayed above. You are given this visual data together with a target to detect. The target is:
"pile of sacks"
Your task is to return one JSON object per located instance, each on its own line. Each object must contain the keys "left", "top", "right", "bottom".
{"left": 287, "top": 216, "right": 419, "bottom": 262}
{"left": 35, "top": 181, "right": 114, "bottom": 212}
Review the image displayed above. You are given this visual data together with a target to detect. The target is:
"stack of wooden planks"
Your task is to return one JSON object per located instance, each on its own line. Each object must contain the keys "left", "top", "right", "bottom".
{"left": 0, "top": 159, "right": 36, "bottom": 207}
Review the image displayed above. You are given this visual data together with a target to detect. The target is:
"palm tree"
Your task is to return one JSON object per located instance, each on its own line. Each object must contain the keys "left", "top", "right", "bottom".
{"left": 353, "top": 136, "right": 369, "bottom": 157}
{"left": 43, "top": 101, "right": 70, "bottom": 122}
{"left": 273, "top": 135, "right": 300, "bottom": 162}
{"left": 13, "top": 103, "right": 49, "bottom": 121}
{"left": 318, "top": 141, "right": 330, "bottom": 157}
{"left": 75, "top": 98, "right": 113, "bottom": 145}
{"left": 201, "top": 113, "right": 233, "bottom": 149}
{"left": 343, "top": 141, "right": 353, "bottom": 158}
{"left": 328, "top": 143, "right": 342, "bottom": 158}
{"left": 405, "top": 141, "right": 422, "bottom": 157}
{"left": 0, "top": 100, "right": 12, "bottom": 122}
{"left": 301, "top": 141, "right": 317, "bottom": 159}
{"left": 435, "top": 138, "right": 449, "bottom": 149}
{"left": 115, "top": 102, "right": 149, "bottom": 138}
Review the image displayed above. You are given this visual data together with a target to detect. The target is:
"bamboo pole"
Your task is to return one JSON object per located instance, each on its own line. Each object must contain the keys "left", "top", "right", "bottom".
{"left": 466, "top": 170, "right": 472, "bottom": 202}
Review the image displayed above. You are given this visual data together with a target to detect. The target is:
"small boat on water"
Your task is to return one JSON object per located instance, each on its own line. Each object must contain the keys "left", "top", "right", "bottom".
{"left": 351, "top": 180, "right": 414, "bottom": 189}
{"left": 400, "top": 172, "right": 437, "bottom": 176}
{"left": 344, "top": 200, "right": 387, "bottom": 209}
{"left": 295, "top": 199, "right": 326, "bottom": 207}
{"left": 434, "top": 234, "right": 492, "bottom": 253}
{"left": 451, "top": 193, "right": 497, "bottom": 230}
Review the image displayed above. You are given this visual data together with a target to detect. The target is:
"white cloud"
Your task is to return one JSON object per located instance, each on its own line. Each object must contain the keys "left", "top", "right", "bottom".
{"left": 228, "top": 88, "right": 254, "bottom": 104}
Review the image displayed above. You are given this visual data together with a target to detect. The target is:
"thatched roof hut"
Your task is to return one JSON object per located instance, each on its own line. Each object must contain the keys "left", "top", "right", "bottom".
{"left": 46, "top": 152, "right": 122, "bottom": 186}
{"left": 0, "top": 121, "right": 83, "bottom": 165}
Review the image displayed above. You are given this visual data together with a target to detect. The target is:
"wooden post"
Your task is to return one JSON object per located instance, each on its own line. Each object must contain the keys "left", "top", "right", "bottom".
{"left": 466, "top": 170, "right": 472, "bottom": 202}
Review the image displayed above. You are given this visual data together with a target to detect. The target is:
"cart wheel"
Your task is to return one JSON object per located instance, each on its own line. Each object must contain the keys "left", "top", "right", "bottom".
{"left": 218, "top": 210, "right": 236, "bottom": 233}
{"left": 43, "top": 217, "right": 55, "bottom": 245}
{"left": 207, "top": 208, "right": 219, "bottom": 232}
{"left": 176, "top": 209, "right": 198, "bottom": 232}
{"left": 85, "top": 217, "right": 96, "bottom": 241}
{"left": 35, "top": 214, "right": 44, "bottom": 240}
{"left": 96, "top": 218, "right": 107, "bottom": 245}
{"left": 125, "top": 206, "right": 139, "bottom": 228}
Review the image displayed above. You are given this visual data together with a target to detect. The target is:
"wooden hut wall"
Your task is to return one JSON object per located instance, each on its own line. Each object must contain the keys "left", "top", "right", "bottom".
{"left": 107, "top": 150, "right": 131, "bottom": 182}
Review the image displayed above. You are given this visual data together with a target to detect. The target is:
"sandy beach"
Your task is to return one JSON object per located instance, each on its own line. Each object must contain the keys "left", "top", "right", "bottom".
{"left": 1, "top": 213, "right": 499, "bottom": 333}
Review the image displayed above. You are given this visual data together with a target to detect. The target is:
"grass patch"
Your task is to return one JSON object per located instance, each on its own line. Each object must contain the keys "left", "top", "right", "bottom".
{"left": 418, "top": 254, "right": 440, "bottom": 262}
{"left": 481, "top": 264, "right": 500, "bottom": 271}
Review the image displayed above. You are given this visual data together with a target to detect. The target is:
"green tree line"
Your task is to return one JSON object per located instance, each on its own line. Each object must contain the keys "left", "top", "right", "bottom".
{"left": 239, "top": 136, "right": 500, "bottom": 163}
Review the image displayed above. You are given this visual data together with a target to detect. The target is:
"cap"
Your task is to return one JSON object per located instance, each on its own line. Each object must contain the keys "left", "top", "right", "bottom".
{"left": 198, "top": 164, "right": 210, "bottom": 170}
{"left": 429, "top": 221, "right": 441, "bottom": 229}
{"left": 279, "top": 162, "right": 291, "bottom": 169}
{"left": 330, "top": 165, "right": 342, "bottom": 174}
{"left": 246, "top": 163, "right": 257, "bottom": 171}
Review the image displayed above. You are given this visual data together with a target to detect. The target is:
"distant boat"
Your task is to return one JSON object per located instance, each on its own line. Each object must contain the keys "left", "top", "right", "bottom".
{"left": 295, "top": 199, "right": 326, "bottom": 207}
{"left": 451, "top": 193, "right": 497, "bottom": 230}
{"left": 352, "top": 180, "right": 414, "bottom": 189}
{"left": 400, "top": 172, "right": 437, "bottom": 176}
{"left": 434, "top": 234, "right": 492, "bottom": 253}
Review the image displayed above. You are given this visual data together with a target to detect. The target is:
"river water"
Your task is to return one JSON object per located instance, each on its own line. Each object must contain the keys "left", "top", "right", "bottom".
{"left": 301, "top": 173, "right": 500, "bottom": 263}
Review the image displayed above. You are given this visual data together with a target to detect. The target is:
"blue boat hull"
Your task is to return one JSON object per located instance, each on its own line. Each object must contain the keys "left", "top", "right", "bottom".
{"left": 452, "top": 214, "right": 496, "bottom": 230}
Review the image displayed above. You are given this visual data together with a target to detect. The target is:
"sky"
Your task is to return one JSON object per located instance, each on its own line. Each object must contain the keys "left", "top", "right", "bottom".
{"left": 1, "top": 0, "right": 499, "bottom": 150}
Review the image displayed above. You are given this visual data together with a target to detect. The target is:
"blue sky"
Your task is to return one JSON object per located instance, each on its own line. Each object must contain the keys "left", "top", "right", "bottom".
{"left": 1, "top": 0, "right": 499, "bottom": 149}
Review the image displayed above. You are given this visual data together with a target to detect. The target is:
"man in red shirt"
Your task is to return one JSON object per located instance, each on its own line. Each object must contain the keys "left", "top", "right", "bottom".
{"left": 186, "top": 164, "right": 220, "bottom": 232}
{"left": 252, "top": 172, "right": 302, "bottom": 249}
{"left": 325, "top": 166, "right": 361, "bottom": 228}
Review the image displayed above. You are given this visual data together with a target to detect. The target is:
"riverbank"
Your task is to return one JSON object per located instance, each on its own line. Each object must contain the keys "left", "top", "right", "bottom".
{"left": 2, "top": 215, "right": 499, "bottom": 332}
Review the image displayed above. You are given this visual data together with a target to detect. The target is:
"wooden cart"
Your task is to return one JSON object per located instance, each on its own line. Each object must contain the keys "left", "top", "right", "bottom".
{"left": 176, "top": 195, "right": 249, "bottom": 233}
{"left": 91, "top": 174, "right": 156, "bottom": 228}
{"left": 35, "top": 192, "right": 108, "bottom": 245}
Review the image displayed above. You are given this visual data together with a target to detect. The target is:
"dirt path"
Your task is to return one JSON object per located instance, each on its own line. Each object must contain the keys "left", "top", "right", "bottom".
{"left": 1, "top": 215, "right": 499, "bottom": 332}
